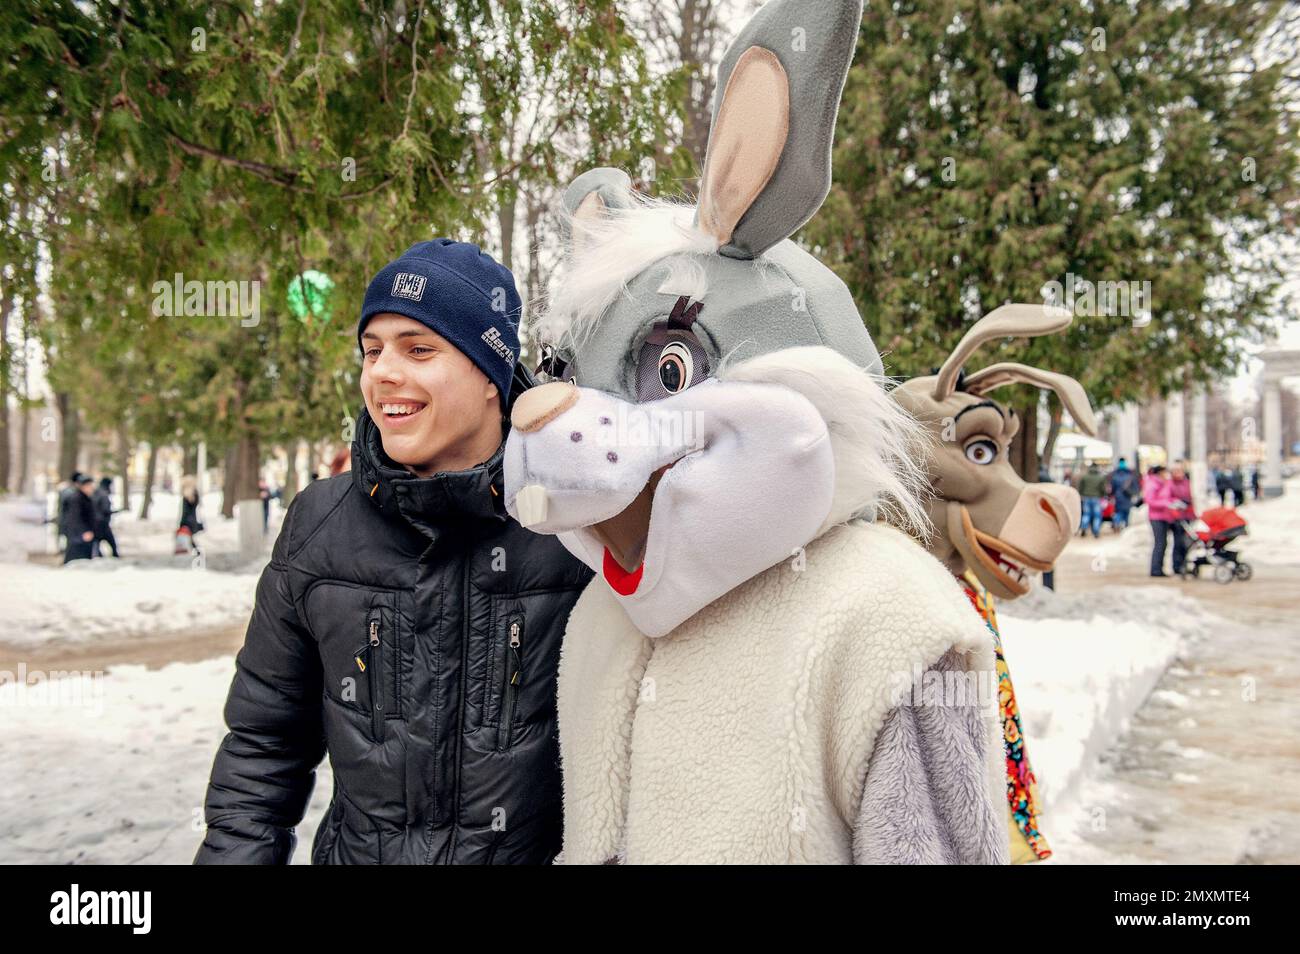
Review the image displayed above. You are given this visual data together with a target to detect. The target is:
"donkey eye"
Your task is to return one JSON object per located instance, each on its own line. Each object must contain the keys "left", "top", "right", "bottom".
{"left": 658, "top": 342, "right": 694, "bottom": 393}
{"left": 964, "top": 439, "right": 998, "bottom": 465}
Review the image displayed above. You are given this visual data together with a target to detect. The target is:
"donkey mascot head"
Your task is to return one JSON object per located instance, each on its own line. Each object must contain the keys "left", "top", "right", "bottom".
{"left": 500, "top": 0, "right": 1008, "bottom": 866}
{"left": 892, "top": 304, "right": 1099, "bottom": 600}
{"left": 504, "top": 0, "right": 927, "bottom": 637}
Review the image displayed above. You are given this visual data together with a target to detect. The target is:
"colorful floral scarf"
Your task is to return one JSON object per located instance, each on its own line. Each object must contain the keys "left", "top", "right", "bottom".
{"left": 962, "top": 573, "right": 1052, "bottom": 861}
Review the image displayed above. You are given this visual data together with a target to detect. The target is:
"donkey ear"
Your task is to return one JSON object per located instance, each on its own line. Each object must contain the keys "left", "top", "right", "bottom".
{"left": 562, "top": 168, "right": 635, "bottom": 249}
{"left": 964, "top": 362, "right": 1099, "bottom": 437}
{"left": 933, "top": 304, "right": 1073, "bottom": 400}
{"left": 695, "top": 0, "right": 863, "bottom": 259}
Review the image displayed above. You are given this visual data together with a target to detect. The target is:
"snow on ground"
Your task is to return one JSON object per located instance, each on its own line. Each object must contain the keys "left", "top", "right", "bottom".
{"left": 0, "top": 657, "right": 332, "bottom": 864}
{"left": 0, "top": 498, "right": 47, "bottom": 564}
{"left": 0, "top": 487, "right": 319, "bottom": 863}
{"left": 998, "top": 586, "right": 1214, "bottom": 861}
{"left": 0, "top": 491, "right": 282, "bottom": 647}
{"left": 1062, "top": 475, "right": 1300, "bottom": 569}
{"left": 0, "top": 562, "right": 262, "bottom": 647}
{"left": 1221, "top": 481, "right": 1300, "bottom": 566}
{"left": 0, "top": 580, "right": 1209, "bottom": 864}
{"left": 0, "top": 477, "right": 1294, "bottom": 864}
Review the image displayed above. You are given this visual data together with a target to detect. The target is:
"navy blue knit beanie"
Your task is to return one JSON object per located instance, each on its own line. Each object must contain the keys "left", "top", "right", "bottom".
{"left": 358, "top": 240, "right": 522, "bottom": 406}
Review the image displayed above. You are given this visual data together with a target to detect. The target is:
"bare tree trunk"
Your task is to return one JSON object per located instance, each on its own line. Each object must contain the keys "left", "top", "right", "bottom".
{"left": 116, "top": 422, "right": 132, "bottom": 508}
{"left": 678, "top": 0, "right": 716, "bottom": 178}
{"left": 525, "top": 192, "right": 543, "bottom": 306}
{"left": 15, "top": 311, "right": 30, "bottom": 494}
{"left": 221, "top": 445, "right": 238, "bottom": 518}
{"left": 1009, "top": 399, "right": 1040, "bottom": 483}
{"left": 235, "top": 434, "right": 261, "bottom": 501}
{"left": 0, "top": 286, "right": 12, "bottom": 494}
{"left": 498, "top": 189, "right": 516, "bottom": 276}
{"left": 139, "top": 443, "right": 158, "bottom": 520}
{"left": 56, "top": 391, "right": 79, "bottom": 479}
{"left": 521, "top": 189, "right": 547, "bottom": 363}
{"left": 283, "top": 441, "right": 299, "bottom": 507}
{"left": 183, "top": 444, "right": 199, "bottom": 475}
{"left": 17, "top": 404, "right": 29, "bottom": 495}
{"left": 1040, "top": 398, "right": 1064, "bottom": 475}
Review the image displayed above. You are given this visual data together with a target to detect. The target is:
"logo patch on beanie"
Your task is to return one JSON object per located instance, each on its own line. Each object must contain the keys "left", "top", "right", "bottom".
{"left": 481, "top": 326, "right": 515, "bottom": 365}
{"left": 391, "top": 272, "right": 427, "bottom": 302}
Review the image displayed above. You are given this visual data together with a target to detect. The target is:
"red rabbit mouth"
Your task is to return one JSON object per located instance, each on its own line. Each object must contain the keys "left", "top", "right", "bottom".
{"left": 602, "top": 547, "right": 645, "bottom": 596}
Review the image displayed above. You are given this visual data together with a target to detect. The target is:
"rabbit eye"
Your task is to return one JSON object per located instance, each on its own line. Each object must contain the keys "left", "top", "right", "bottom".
{"left": 634, "top": 324, "right": 710, "bottom": 402}
{"left": 658, "top": 342, "right": 693, "bottom": 393}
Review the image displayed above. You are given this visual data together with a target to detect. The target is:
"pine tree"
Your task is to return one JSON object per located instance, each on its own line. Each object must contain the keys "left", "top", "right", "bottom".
{"left": 806, "top": 0, "right": 1299, "bottom": 477}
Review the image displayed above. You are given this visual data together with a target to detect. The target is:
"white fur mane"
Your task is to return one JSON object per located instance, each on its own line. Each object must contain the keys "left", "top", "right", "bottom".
{"left": 720, "top": 346, "right": 934, "bottom": 540}
{"left": 536, "top": 191, "right": 720, "bottom": 351}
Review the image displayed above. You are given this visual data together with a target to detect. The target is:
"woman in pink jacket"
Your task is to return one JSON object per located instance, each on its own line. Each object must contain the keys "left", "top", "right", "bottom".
{"left": 1143, "top": 466, "right": 1173, "bottom": 576}
{"left": 1166, "top": 461, "right": 1197, "bottom": 574}
{"left": 1143, "top": 464, "right": 1194, "bottom": 576}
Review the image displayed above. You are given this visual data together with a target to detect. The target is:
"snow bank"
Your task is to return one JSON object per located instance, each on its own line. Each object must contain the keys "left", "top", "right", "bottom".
{"left": 0, "top": 581, "right": 1208, "bottom": 864}
{"left": 0, "top": 499, "right": 51, "bottom": 564}
{"left": 0, "top": 657, "right": 332, "bottom": 864}
{"left": 0, "top": 561, "right": 261, "bottom": 647}
{"left": 0, "top": 491, "right": 281, "bottom": 647}
{"left": 1227, "top": 477, "right": 1300, "bottom": 567}
{"left": 998, "top": 584, "right": 1217, "bottom": 856}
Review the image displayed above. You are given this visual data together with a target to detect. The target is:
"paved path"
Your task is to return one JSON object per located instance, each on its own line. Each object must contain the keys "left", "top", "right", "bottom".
{"left": 1046, "top": 522, "right": 1300, "bottom": 863}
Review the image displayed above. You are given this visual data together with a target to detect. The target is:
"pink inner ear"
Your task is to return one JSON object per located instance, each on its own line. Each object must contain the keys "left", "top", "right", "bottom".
{"left": 697, "top": 46, "right": 791, "bottom": 247}
{"left": 570, "top": 190, "right": 608, "bottom": 252}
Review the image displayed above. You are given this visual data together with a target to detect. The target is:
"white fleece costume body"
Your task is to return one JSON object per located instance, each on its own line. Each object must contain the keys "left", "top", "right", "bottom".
{"left": 557, "top": 519, "right": 1005, "bottom": 864}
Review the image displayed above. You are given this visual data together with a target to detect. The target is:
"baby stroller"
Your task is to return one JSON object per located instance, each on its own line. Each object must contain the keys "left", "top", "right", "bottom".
{"left": 1180, "top": 506, "right": 1252, "bottom": 584}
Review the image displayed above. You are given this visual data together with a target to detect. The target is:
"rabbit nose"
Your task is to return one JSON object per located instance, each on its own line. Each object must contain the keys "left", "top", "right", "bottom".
{"left": 511, "top": 381, "right": 579, "bottom": 434}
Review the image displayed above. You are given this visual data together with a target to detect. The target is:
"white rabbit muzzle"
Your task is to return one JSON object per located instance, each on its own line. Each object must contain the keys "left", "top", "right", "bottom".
{"left": 504, "top": 377, "right": 835, "bottom": 638}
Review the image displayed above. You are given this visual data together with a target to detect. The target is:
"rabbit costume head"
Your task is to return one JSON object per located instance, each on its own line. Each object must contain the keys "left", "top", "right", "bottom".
{"left": 504, "top": 0, "right": 926, "bottom": 637}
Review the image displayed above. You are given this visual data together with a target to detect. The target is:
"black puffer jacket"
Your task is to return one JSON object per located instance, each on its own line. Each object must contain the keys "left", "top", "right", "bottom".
{"left": 195, "top": 410, "right": 592, "bottom": 864}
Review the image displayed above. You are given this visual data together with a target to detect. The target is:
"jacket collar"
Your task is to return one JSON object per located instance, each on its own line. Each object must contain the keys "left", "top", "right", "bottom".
{"left": 351, "top": 407, "right": 508, "bottom": 535}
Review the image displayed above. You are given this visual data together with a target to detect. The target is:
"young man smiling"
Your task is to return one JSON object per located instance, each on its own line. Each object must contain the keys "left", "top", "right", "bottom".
{"left": 196, "top": 240, "right": 592, "bottom": 864}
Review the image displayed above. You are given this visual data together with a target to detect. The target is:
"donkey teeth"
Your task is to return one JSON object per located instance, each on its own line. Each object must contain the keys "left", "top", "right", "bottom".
{"left": 514, "top": 484, "right": 549, "bottom": 528}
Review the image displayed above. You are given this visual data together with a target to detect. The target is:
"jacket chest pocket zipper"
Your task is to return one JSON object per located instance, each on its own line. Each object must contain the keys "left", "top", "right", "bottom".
{"left": 498, "top": 615, "right": 523, "bottom": 751}
{"left": 353, "top": 611, "right": 386, "bottom": 742}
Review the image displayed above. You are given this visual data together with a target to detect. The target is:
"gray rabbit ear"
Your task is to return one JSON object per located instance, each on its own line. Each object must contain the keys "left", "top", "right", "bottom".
{"left": 696, "top": 0, "right": 863, "bottom": 260}
{"left": 563, "top": 168, "right": 634, "bottom": 219}
{"left": 562, "top": 168, "right": 636, "bottom": 252}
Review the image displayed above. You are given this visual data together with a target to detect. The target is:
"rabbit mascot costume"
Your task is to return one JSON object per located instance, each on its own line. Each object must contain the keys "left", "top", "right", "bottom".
{"left": 503, "top": 0, "right": 1007, "bottom": 864}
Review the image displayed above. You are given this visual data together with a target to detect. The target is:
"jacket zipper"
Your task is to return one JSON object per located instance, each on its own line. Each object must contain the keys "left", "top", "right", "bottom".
{"left": 497, "top": 616, "right": 523, "bottom": 751}
{"left": 354, "top": 611, "right": 385, "bottom": 742}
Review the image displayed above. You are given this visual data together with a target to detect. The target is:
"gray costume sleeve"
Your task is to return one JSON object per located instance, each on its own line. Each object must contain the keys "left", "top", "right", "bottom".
{"left": 853, "top": 648, "right": 1009, "bottom": 864}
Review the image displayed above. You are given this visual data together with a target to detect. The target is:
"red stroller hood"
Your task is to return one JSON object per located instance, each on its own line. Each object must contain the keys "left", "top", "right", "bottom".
{"left": 1198, "top": 506, "right": 1247, "bottom": 542}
